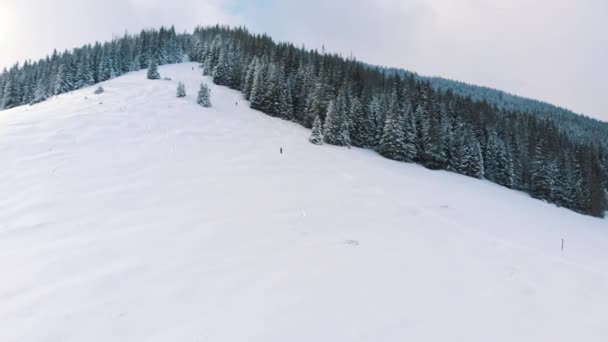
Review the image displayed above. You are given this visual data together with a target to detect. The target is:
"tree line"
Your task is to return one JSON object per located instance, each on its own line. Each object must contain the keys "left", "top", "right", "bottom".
{"left": 1, "top": 25, "right": 606, "bottom": 217}
{"left": 0, "top": 26, "right": 184, "bottom": 108}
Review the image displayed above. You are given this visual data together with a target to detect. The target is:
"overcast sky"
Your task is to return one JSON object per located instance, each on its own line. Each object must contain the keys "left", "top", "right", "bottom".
{"left": 1, "top": 0, "right": 606, "bottom": 120}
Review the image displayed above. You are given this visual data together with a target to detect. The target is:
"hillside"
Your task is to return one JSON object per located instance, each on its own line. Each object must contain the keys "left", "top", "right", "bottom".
{"left": 1, "top": 63, "right": 607, "bottom": 342}
{"left": 382, "top": 66, "right": 608, "bottom": 146}
{"left": 2, "top": 25, "right": 606, "bottom": 217}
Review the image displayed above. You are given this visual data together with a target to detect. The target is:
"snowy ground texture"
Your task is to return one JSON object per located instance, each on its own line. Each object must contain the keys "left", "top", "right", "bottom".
{"left": 1, "top": 62, "right": 607, "bottom": 342}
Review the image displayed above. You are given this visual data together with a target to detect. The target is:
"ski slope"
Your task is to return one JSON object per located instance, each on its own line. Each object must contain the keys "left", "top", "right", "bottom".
{"left": 0, "top": 62, "right": 607, "bottom": 342}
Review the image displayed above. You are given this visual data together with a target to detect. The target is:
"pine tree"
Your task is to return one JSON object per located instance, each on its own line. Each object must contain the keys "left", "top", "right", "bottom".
{"left": 350, "top": 97, "right": 369, "bottom": 147}
{"left": 243, "top": 57, "right": 258, "bottom": 100}
{"left": 98, "top": 50, "right": 113, "bottom": 82}
{"left": 366, "top": 96, "right": 383, "bottom": 148}
{"left": 197, "top": 82, "right": 211, "bottom": 107}
{"left": 212, "top": 48, "right": 230, "bottom": 86}
{"left": 147, "top": 59, "right": 161, "bottom": 80}
{"left": 261, "top": 64, "right": 281, "bottom": 116}
{"left": 462, "top": 134, "right": 484, "bottom": 179}
{"left": 31, "top": 77, "right": 49, "bottom": 104}
{"left": 530, "top": 141, "right": 553, "bottom": 201}
{"left": 422, "top": 102, "right": 448, "bottom": 169}
{"left": 0, "top": 77, "right": 16, "bottom": 110}
{"left": 323, "top": 92, "right": 350, "bottom": 146}
{"left": 309, "top": 113, "right": 324, "bottom": 145}
{"left": 451, "top": 124, "right": 484, "bottom": 179}
{"left": 249, "top": 61, "right": 267, "bottom": 111}
{"left": 485, "top": 129, "right": 515, "bottom": 188}
{"left": 379, "top": 93, "right": 414, "bottom": 162}
{"left": 53, "top": 64, "right": 72, "bottom": 95}
{"left": 176, "top": 82, "right": 186, "bottom": 98}
{"left": 304, "top": 77, "right": 332, "bottom": 128}
{"left": 415, "top": 104, "right": 430, "bottom": 161}
{"left": 279, "top": 75, "right": 294, "bottom": 120}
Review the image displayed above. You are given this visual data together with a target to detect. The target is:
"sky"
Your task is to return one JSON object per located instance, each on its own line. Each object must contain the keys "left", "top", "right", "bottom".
{"left": 0, "top": 0, "right": 606, "bottom": 120}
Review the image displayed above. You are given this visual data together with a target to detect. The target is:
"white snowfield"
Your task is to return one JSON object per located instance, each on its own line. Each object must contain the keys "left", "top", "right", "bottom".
{"left": 1, "top": 62, "right": 607, "bottom": 342}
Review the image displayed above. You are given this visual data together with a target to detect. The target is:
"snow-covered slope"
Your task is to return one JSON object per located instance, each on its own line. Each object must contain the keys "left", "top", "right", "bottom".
{"left": 1, "top": 62, "right": 606, "bottom": 342}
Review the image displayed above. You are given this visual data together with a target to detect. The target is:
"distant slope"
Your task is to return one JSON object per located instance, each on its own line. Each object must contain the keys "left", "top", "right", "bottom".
{"left": 1, "top": 63, "right": 607, "bottom": 342}
{"left": 383, "top": 66, "right": 608, "bottom": 145}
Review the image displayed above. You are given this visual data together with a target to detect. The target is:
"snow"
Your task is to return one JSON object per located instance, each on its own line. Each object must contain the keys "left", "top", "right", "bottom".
{"left": 1, "top": 62, "right": 607, "bottom": 341}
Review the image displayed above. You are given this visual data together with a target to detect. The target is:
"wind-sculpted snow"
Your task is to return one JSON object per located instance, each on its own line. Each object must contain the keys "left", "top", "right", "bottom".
{"left": 0, "top": 63, "right": 607, "bottom": 342}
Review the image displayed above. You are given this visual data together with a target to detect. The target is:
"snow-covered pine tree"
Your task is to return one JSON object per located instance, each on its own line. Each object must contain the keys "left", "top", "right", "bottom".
{"left": 243, "top": 57, "right": 258, "bottom": 100}
{"left": 30, "top": 77, "right": 49, "bottom": 105}
{"left": 323, "top": 91, "right": 351, "bottom": 146}
{"left": 279, "top": 75, "right": 294, "bottom": 120}
{"left": 197, "top": 82, "right": 211, "bottom": 107}
{"left": 212, "top": 48, "right": 230, "bottom": 86}
{"left": 530, "top": 141, "right": 554, "bottom": 201}
{"left": 309, "top": 113, "right": 324, "bottom": 145}
{"left": 350, "top": 96, "right": 369, "bottom": 147}
{"left": 379, "top": 92, "right": 411, "bottom": 161}
{"left": 402, "top": 102, "right": 418, "bottom": 161}
{"left": 249, "top": 61, "right": 268, "bottom": 111}
{"left": 553, "top": 155, "right": 576, "bottom": 208}
{"left": 0, "top": 77, "right": 16, "bottom": 110}
{"left": 147, "top": 60, "right": 161, "bottom": 80}
{"left": 414, "top": 104, "right": 430, "bottom": 162}
{"left": 304, "top": 76, "right": 333, "bottom": 128}
{"left": 366, "top": 96, "right": 382, "bottom": 148}
{"left": 485, "top": 129, "right": 515, "bottom": 188}
{"left": 98, "top": 50, "right": 113, "bottom": 82}
{"left": 293, "top": 65, "right": 313, "bottom": 124}
{"left": 461, "top": 127, "right": 484, "bottom": 179}
{"left": 176, "top": 82, "right": 186, "bottom": 98}
{"left": 261, "top": 64, "right": 281, "bottom": 116}
{"left": 53, "top": 64, "right": 72, "bottom": 95}
{"left": 421, "top": 101, "right": 448, "bottom": 170}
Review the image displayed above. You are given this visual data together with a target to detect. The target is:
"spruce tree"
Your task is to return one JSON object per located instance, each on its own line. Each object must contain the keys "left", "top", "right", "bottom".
{"left": 0, "top": 77, "right": 16, "bottom": 110}
{"left": 379, "top": 93, "right": 410, "bottom": 161}
{"left": 176, "top": 82, "right": 186, "bottom": 98}
{"left": 249, "top": 61, "right": 267, "bottom": 111}
{"left": 350, "top": 97, "right": 369, "bottom": 147}
{"left": 53, "top": 64, "right": 71, "bottom": 95}
{"left": 323, "top": 93, "right": 350, "bottom": 146}
{"left": 147, "top": 60, "right": 161, "bottom": 80}
{"left": 422, "top": 103, "right": 448, "bottom": 170}
{"left": 530, "top": 141, "right": 554, "bottom": 201}
{"left": 197, "top": 82, "right": 211, "bottom": 107}
{"left": 243, "top": 57, "right": 258, "bottom": 100}
{"left": 212, "top": 48, "right": 230, "bottom": 86}
{"left": 485, "top": 129, "right": 514, "bottom": 188}
{"left": 463, "top": 135, "right": 484, "bottom": 179}
{"left": 366, "top": 96, "right": 382, "bottom": 148}
{"left": 31, "top": 78, "right": 49, "bottom": 104}
{"left": 98, "top": 50, "right": 113, "bottom": 82}
{"left": 309, "top": 114, "right": 324, "bottom": 145}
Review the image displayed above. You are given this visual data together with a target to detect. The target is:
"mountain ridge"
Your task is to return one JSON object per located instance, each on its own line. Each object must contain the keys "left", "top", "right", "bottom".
{"left": 0, "top": 24, "right": 606, "bottom": 217}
